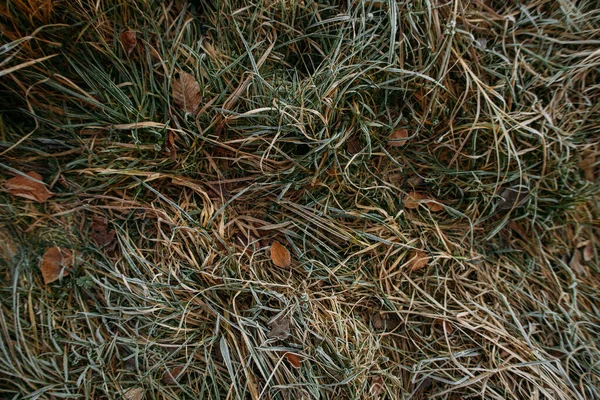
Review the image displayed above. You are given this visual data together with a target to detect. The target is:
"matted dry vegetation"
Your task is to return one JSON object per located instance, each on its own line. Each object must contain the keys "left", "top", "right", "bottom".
{"left": 0, "top": 0, "right": 599, "bottom": 399}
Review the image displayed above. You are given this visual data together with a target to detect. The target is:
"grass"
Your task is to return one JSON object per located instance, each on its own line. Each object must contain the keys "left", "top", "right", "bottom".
{"left": 0, "top": 0, "right": 599, "bottom": 398}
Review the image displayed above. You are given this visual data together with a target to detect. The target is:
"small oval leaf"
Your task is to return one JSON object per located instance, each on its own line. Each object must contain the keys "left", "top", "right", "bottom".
{"left": 271, "top": 241, "right": 291, "bottom": 268}
{"left": 41, "top": 246, "right": 72, "bottom": 284}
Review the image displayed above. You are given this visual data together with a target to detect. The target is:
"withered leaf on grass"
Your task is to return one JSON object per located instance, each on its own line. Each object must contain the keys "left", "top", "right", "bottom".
{"left": 497, "top": 184, "right": 530, "bottom": 211}
{"left": 164, "top": 131, "right": 177, "bottom": 160}
{"left": 407, "top": 250, "right": 430, "bottom": 272}
{"left": 162, "top": 366, "right": 185, "bottom": 384}
{"left": 569, "top": 249, "right": 586, "bottom": 276}
{"left": 268, "top": 315, "right": 291, "bottom": 340}
{"left": 283, "top": 352, "right": 302, "bottom": 368}
{"left": 404, "top": 192, "right": 443, "bottom": 212}
{"left": 370, "top": 376, "right": 385, "bottom": 396}
{"left": 5, "top": 171, "right": 53, "bottom": 203}
{"left": 583, "top": 241, "right": 593, "bottom": 262}
{"left": 90, "top": 217, "right": 115, "bottom": 247}
{"left": 121, "top": 30, "right": 137, "bottom": 56}
{"left": 41, "top": 246, "right": 72, "bottom": 284}
{"left": 123, "top": 387, "right": 144, "bottom": 400}
{"left": 388, "top": 128, "right": 409, "bottom": 147}
{"left": 270, "top": 241, "right": 291, "bottom": 268}
{"left": 172, "top": 71, "right": 202, "bottom": 115}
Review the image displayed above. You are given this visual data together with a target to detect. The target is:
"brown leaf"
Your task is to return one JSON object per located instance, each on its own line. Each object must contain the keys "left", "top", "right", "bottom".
{"left": 404, "top": 191, "right": 444, "bottom": 212}
{"left": 268, "top": 315, "right": 291, "bottom": 340}
{"left": 164, "top": 131, "right": 177, "bottom": 160}
{"left": 90, "top": 217, "right": 115, "bottom": 247}
{"left": 435, "top": 319, "right": 454, "bottom": 335}
{"left": 5, "top": 171, "right": 53, "bottom": 203}
{"left": 162, "top": 366, "right": 185, "bottom": 384}
{"left": 270, "top": 241, "right": 291, "bottom": 268}
{"left": 283, "top": 352, "right": 302, "bottom": 368}
{"left": 569, "top": 249, "right": 586, "bottom": 276}
{"left": 424, "top": 199, "right": 444, "bottom": 212}
{"left": 123, "top": 387, "right": 144, "bottom": 400}
{"left": 41, "top": 246, "right": 72, "bottom": 284}
{"left": 583, "top": 241, "right": 593, "bottom": 262}
{"left": 121, "top": 30, "right": 137, "bottom": 56}
{"left": 407, "top": 250, "right": 430, "bottom": 272}
{"left": 388, "top": 128, "right": 409, "bottom": 147}
{"left": 371, "top": 312, "right": 401, "bottom": 331}
{"left": 403, "top": 191, "right": 425, "bottom": 209}
{"left": 497, "top": 184, "right": 529, "bottom": 211}
{"left": 172, "top": 71, "right": 202, "bottom": 115}
{"left": 370, "top": 376, "right": 384, "bottom": 396}
{"left": 346, "top": 136, "right": 361, "bottom": 155}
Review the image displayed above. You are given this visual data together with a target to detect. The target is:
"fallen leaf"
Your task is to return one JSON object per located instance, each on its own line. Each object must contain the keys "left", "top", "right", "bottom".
{"left": 346, "top": 136, "right": 361, "bottom": 155}
{"left": 90, "top": 217, "right": 115, "bottom": 247}
{"left": 424, "top": 199, "right": 444, "bottom": 212}
{"left": 579, "top": 149, "right": 596, "bottom": 182}
{"left": 5, "top": 171, "right": 53, "bottom": 203}
{"left": 123, "top": 387, "right": 144, "bottom": 400}
{"left": 172, "top": 71, "right": 202, "bottom": 115}
{"left": 497, "top": 184, "right": 529, "bottom": 211}
{"left": 569, "top": 249, "right": 586, "bottom": 276}
{"left": 162, "top": 366, "right": 185, "bottom": 384}
{"left": 270, "top": 241, "right": 291, "bottom": 268}
{"left": 41, "top": 246, "right": 72, "bottom": 284}
{"left": 370, "top": 376, "right": 384, "bottom": 396}
{"left": 435, "top": 319, "right": 454, "bottom": 335}
{"left": 583, "top": 241, "right": 593, "bottom": 262}
{"left": 403, "top": 191, "right": 425, "bottom": 209}
{"left": 370, "top": 312, "right": 401, "bottom": 331}
{"left": 407, "top": 250, "right": 430, "bottom": 272}
{"left": 283, "top": 352, "right": 302, "bottom": 368}
{"left": 164, "top": 131, "right": 177, "bottom": 160}
{"left": 121, "top": 30, "right": 137, "bottom": 56}
{"left": 404, "top": 191, "right": 444, "bottom": 212}
{"left": 388, "top": 128, "right": 409, "bottom": 147}
{"left": 268, "top": 315, "right": 291, "bottom": 340}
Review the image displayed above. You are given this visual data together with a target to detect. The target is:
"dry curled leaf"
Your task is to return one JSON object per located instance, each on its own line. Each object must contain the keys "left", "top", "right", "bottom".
{"left": 370, "top": 376, "right": 385, "bottom": 396}
{"left": 407, "top": 250, "right": 430, "bottom": 272}
{"left": 403, "top": 191, "right": 425, "bottom": 209}
{"left": 41, "top": 246, "right": 72, "bottom": 284}
{"left": 388, "top": 128, "right": 409, "bottom": 147}
{"left": 172, "top": 71, "right": 201, "bottom": 115}
{"left": 569, "top": 249, "right": 586, "bottom": 276}
{"left": 121, "top": 30, "right": 137, "bottom": 56}
{"left": 346, "top": 136, "right": 361, "bottom": 155}
{"left": 583, "top": 241, "right": 594, "bottom": 262}
{"left": 164, "top": 131, "right": 177, "bottom": 160}
{"left": 5, "top": 171, "right": 53, "bottom": 203}
{"left": 124, "top": 387, "right": 144, "bottom": 400}
{"left": 90, "top": 217, "right": 115, "bottom": 247}
{"left": 270, "top": 241, "right": 291, "bottom": 268}
{"left": 404, "top": 192, "right": 443, "bottom": 212}
{"left": 435, "top": 319, "right": 454, "bottom": 335}
{"left": 497, "top": 184, "right": 529, "bottom": 211}
{"left": 371, "top": 312, "right": 401, "bottom": 331}
{"left": 162, "top": 366, "right": 185, "bottom": 384}
{"left": 424, "top": 199, "right": 444, "bottom": 212}
{"left": 268, "top": 315, "right": 291, "bottom": 340}
{"left": 283, "top": 352, "right": 302, "bottom": 368}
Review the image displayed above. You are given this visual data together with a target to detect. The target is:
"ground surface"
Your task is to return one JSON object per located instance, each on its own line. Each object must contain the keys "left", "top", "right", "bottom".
{"left": 0, "top": 1, "right": 599, "bottom": 399}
